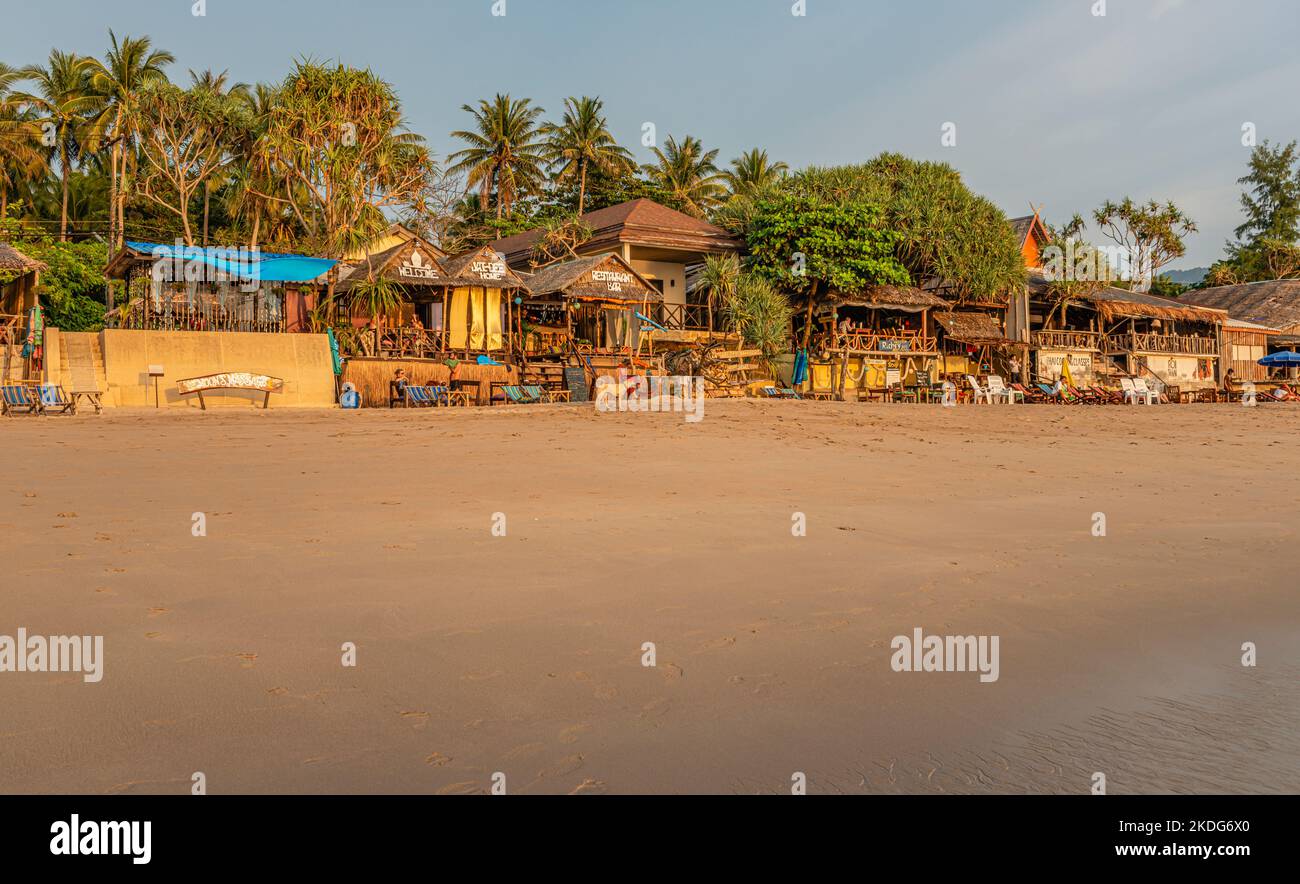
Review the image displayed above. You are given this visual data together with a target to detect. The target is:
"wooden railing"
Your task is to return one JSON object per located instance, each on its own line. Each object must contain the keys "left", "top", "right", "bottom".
{"left": 108, "top": 298, "right": 285, "bottom": 334}
{"left": 1105, "top": 332, "right": 1218, "bottom": 356}
{"left": 376, "top": 327, "right": 442, "bottom": 359}
{"left": 1033, "top": 329, "right": 1102, "bottom": 351}
{"left": 827, "top": 331, "right": 937, "bottom": 353}
{"left": 656, "top": 303, "right": 716, "bottom": 331}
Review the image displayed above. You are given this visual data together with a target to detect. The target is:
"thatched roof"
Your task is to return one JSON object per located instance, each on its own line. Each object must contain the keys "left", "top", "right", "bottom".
{"left": 1179, "top": 279, "right": 1300, "bottom": 334}
{"left": 336, "top": 239, "right": 449, "bottom": 292}
{"left": 439, "top": 247, "right": 528, "bottom": 289}
{"left": 935, "top": 310, "right": 1010, "bottom": 344}
{"left": 1027, "top": 269, "right": 1224, "bottom": 324}
{"left": 827, "top": 285, "right": 950, "bottom": 311}
{"left": 0, "top": 243, "right": 45, "bottom": 273}
{"left": 522, "top": 254, "right": 662, "bottom": 304}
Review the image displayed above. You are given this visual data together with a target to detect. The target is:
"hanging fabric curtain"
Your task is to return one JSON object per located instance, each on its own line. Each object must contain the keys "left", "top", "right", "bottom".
{"left": 449, "top": 287, "right": 470, "bottom": 349}
{"left": 486, "top": 288, "right": 503, "bottom": 351}
{"left": 468, "top": 287, "right": 486, "bottom": 350}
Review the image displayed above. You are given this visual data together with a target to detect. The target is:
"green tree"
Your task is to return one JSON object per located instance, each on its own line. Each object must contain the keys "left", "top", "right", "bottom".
{"left": 1233, "top": 139, "right": 1300, "bottom": 244}
{"left": 643, "top": 135, "right": 724, "bottom": 218}
{"left": 85, "top": 31, "right": 175, "bottom": 252}
{"left": 541, "top": 96, "right": 633, "bottom": 215}
{"left": 0, "top": 63, "right": 46, "bottom": 221}
{"left": 1091, "top": 197, "right": 1197, "bottom": 292}
{"left": 766, "top": 155, "right": 1025, "bottom": 303}
{"left": 447, "top": 94, "right": 547, "bottom": 220}
{"left": 129, "top": 81, "right": 250, "bottom": 246}
{"left": 13, "top": 50, "right": 100, "bottom": 241}
{"left": 744, "top": 192, "right": 910, "bottom": 348}
{"left": 722, "top": 148, "right": 788, "bottom": 198}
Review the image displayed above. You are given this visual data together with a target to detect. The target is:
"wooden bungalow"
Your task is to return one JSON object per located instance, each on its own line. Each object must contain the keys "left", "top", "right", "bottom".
{"left": 1027, "top": 270, "right": 1226, "bottom": 390}
{"left": 0, "top": 243, "right": 46, "bottom": 380}
{"left": 933, "top": 309, "right": 1022, "bottom": 379}
{"left": 103, "top": 241, "right": 334, "bottom": 333}
{"left": 518, "top": 253, "right": 662, "bottom": 359}
{"left": 1181, "top": 279, "right": 1300, "bottom": 375}
{"left": 492, "top": 198, "right": 742, "bottom": 335}
{"left": 335, "top": 240, "right": 529, "bottom": 361}
{"left": 801, "top": 284, "right": 951, "bottom": 396}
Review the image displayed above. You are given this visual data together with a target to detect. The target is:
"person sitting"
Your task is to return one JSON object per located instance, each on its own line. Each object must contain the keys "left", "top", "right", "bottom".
{"left": 390, "top": 369, "right": 410, "bottom": 407}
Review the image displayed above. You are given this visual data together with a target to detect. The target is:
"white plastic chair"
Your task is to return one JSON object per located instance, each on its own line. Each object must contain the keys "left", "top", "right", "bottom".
{"left": 966, "top": 375, "right": 993, "bottom": 404}
{"left": 987, "top": 375, "right": 1022, "bottom": 404}
{"left": 1132, "top": 377, "right": 1159, "bottom": 405}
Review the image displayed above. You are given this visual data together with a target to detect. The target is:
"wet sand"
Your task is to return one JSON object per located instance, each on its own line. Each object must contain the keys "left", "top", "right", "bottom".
{"left": 1, "top": 401, "right": 1297, "bottom": 794}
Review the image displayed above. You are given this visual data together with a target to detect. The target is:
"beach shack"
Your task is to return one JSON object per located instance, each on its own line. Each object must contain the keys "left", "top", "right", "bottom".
{"left": 519, "top": 253, "right": 662, "bottom": 359}
{"left": 804, "top": 285, "right": 950, "bottom": 397}
{"left": 492, "top": 198, "right": 742, "bottom": 335}
{"left": 0, "top": 243, "right": 46, "bottom": 380}
{"left": 103, "top": 241, "right": 335, "bottom": 333}
{"left": 1181, "top": 279, "right": 1300, "bottom": 375}
{"left": 1027, "top": 270, "right": 1226, "bottom": 390}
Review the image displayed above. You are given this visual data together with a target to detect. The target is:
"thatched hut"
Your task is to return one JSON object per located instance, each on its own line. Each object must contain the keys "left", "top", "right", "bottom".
{"left": 519, "top": 253, "right": 662, "bottom": 356}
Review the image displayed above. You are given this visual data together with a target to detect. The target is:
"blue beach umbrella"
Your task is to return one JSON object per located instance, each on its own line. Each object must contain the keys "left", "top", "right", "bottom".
{"left": 1258, "top": 351, "right": 1300, "bottom": 366}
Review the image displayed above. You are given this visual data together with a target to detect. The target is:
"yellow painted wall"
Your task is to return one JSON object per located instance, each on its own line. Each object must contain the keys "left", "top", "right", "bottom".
{"left": 99, "top": 329, "right": 337, "bottom": 408}
{"left": 629, "top": 258, "right": 687, "bottom": 307}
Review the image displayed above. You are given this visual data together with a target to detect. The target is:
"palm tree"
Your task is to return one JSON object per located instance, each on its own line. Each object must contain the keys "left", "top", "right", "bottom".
{"left": 86, "top": 31, "right": 174, "bottom": 251}
{"left": 541, "top": 96, "right": 633, "bottom": 215}
{"left": 188, "top": 70, "right": 250, "bottom": 246}
{"left": 14, "top": 50, "right": 100, "bottom": 240}
{"left": 723, "top": 148, "right": 788, "bottom": 197}
{"left": 643, "top": 134, "right": 725, "bottom": 218}
{"left": 447, "top": 94, "right": 546, "bottom": 220}
{"left": 224, "top": 83, "right": 278, "bottom": 249}
{"left": 0, "top": 63, "right": 46, "bottom": 221}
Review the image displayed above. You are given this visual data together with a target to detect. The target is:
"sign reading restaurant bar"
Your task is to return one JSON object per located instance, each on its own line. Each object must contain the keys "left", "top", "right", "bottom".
{"left": 568, "top": 256, "right": 658, "bottom": 303}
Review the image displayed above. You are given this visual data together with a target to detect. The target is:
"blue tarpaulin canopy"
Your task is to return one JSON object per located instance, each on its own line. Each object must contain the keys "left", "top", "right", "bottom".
{"left": 126, "top": 241, "right": 335, "bottom": 284}
{"left": 1258, "top": 351, "right": 1300, "bottom": 366}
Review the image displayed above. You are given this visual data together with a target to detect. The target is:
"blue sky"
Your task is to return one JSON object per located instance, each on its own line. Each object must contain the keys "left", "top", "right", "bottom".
{"left": 3, "top": 0, "right": 1297, "bottom": 267}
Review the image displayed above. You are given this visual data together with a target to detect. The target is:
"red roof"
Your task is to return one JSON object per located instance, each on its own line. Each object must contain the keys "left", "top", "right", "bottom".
{"left": 491, "top": 198, "right": 742, "bottom": 266}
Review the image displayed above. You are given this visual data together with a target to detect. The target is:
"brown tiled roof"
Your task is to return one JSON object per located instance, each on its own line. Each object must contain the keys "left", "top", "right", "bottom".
{"left": 491, "top": 198, "right": 743, "bottom": 265}
{"left": 0, "top": 243, "right": 45, "bottom": 272}
{"left": 1180, "top": 279, "right": 1300, "bottom": 333}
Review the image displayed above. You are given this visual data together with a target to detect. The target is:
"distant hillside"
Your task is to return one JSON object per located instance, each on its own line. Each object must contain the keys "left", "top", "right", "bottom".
{"left": 1164, "top": 267, "right": 1208, "bottom": 286}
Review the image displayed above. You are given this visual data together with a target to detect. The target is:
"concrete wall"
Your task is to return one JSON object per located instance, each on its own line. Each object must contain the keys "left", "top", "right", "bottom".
{"left": 100, "top": 329, "right": 336, "bottom": 408}
{"left": 629, "top": 259, "right": 687, "bottom": 307}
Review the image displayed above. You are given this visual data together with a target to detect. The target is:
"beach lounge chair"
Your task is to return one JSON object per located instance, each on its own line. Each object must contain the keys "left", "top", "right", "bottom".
{"left": 987, "top": 375, "right": 1023, "bottom": 403}
{"left": 1, "top": 383, "right": 40, "bottom": 416}
{"left": 1065, "top": 384, "right": 1100, "bottom": 404}
{"left": 502, "top": 385, "right": 540, "bottom": 405}
{"left": 779, "top": 387, "right": 803, "bottom": 400}
{"left": 1089, "top": 385, "right": 1122, "bottom": 404}
{"left": 1011, "top": 383, "right": 1045, "bottom": 403}
{"left": 39, "top": 384, "right": 76, "bottom": 415}
{"left": 427, "top": 385, "right": 450, "bottom": 406}
{"left": 523, "top": 385, "right": 551, "bottom": 403}
{"left": 760, "top": 386, "right": 783, "bottom": 399}
{"left": 404, "top": 385, "right": 435, "bottom": 408}
{"left": 966, "top": 375, "right": 994, "bottom": 404}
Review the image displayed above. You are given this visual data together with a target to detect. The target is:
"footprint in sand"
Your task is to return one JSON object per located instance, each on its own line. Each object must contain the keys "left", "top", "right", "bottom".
{"left": 639, "top": 697, "right": 672, "bottom": 720}
{"left": 535, "top": 754, "right": 584, "bottom": 780}
{"left": 558, "top": 724, "right": 591, "bottom": 744}
{"left": 266, "top": 687, "right": 288, "bottom": 696}
{"left": 57, "top": 512, "right": 77, "bottom": 518}
{"left": 424, "top": 752, "right": 453, "bottom": 767}
{"left": 461, "top": 669, "right": 504, "bottom": 682}
{"left": 147, "top": 607, "right": 169, "bottom": 617}
{"left": 235, "top": 653, "right": 257, "bottom": 667}
{"left": 399, "top": 711, "right": 431, "bottom": 727}
{"left": 568, "top": 779, "right": 607, "bottom": 795}
{"left": 503, "top": 742, "right": 547, "bottom": 761}
{"left": 95, "top": 533, "right": 111, "bottom": 542}
{"left": 436, "top": 781, "right": 484, "bottom": 795}
{"left": 698, "top": 636, "right": 736, "bottom": 652}
{"left": 660, "top": 663, "right": 684, "bottom": 681}
{"left": 592, "top": 684, "right": 619, "bottom": 701}
{"left": 144, "top": 632, "right": 163, "bottom": 639}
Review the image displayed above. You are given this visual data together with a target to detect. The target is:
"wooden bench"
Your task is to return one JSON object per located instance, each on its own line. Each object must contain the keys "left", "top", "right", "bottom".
{"left": 176, "top": 372, "right": 285, "bottom": 410}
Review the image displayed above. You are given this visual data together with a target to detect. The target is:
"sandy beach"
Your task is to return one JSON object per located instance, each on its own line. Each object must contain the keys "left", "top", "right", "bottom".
{"left": 1, "top": 401, "right": 1297, "bottom": 795}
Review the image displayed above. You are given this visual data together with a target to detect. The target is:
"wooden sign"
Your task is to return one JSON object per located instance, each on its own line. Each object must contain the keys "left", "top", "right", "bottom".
{"left": 563, "top": 366, "right": 590, "bottom": 402}
{"left": 398, "top": 248, "right": 440, "bottom": 281}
